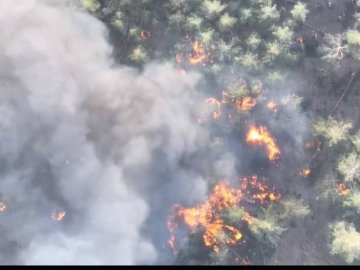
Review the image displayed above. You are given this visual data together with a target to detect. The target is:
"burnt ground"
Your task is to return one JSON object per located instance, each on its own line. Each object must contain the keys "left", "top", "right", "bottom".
{"left": 273, "top": 0, "right": 360, "bottom": 265}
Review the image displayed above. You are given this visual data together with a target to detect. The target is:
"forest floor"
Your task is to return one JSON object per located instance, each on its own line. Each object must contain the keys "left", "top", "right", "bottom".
{"left": 273, "top": 0, "right": 359, "bottom": 265}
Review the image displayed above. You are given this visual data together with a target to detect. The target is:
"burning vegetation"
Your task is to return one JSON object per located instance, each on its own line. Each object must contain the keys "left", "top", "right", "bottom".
{"left": 234, "top": 97, "right": 257, "bottom": 112}
{"left": 204, "top": 81, "right": 260, "bottom": 121}
{"left": 189, "top": 41, "right": 210, "bottom": 65}
{"left": 246, "top": 125, "right": 281, "bottom": 162}
{"left": 4, "top": 0, "right": 360, "bottom": 266}
{"left": 168, "top": 176, "right": 281, "bottom": 255}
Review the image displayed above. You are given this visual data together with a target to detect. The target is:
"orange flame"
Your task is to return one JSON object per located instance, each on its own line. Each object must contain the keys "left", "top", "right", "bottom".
{"left": 205, "top": 79, "right": 261, "bottom": 121}
{"left": 299, "top": 168, "right": 311, "bottom": 177}
{"left": 246, "top": 125, "right": 281, "bottom": 162}
{"left": 51, "top": 210, "right": 66, "bottom": 221}
{"left": 235, "top": 97, "right": 256, "bottom": 112}
{"left": 241, "top": 212, "right": 254, "bottom": 224}
{"left": 206, "top": 92, "right": 257, "bottom": 120}
{"left": 168, "top": 176, "right": 281, "bottom": 253}
{"left": 189, "top": 41, "right": 208, "bottom": 65}
{"left": 0, "top": 202, "right": 6, "bottom": 212}
{"left": 267, "top": 101, "right": 277, "bottom": 112}
{"left": 245, "top": 175, "right": 281, "bottom": 204}
{"left": 176, "top": 182, "right": 243, "bottom": 252}
{"left": 335, "top": 183, "right": 350, "bottom": 196}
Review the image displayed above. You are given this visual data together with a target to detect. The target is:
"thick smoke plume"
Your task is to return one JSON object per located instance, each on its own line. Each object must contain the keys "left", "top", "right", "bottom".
{"left": 0, "top": 0, "right": 210, "bottom": 264}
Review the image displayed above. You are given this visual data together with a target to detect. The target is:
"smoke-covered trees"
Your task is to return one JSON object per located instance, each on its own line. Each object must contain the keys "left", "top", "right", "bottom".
{"left": 202, "top": 0, "right": 226, "bottom": 17}
{"left": 330, "top": 221, "right": 360, "bottom": 264}
{"left": 345, "top": 29, "right": 360, "bottom": 59}
{"left": 258, "top": 4, "right": 279, "bottom": 22}
{"left": 248, "top": 215, "right": 286, "bottom": 247}
{"left": 80, "top": 0, "right": 303, "bottom": 85}
{"left": 55, "top": 0, "right": 360, "bottom": 265}
{"left": 111, "top": 11, "right": 125, "bottom": 32}
{"left": 210, "top": 248, "right": 229, "bottom": 265}
{"left": 342, "top": 190, "right": 360, "bottom": 213}
{"left": 315, "top": 120, "right": 360, "bottom": 264}
{"left": 226, "top": 198, "right": 310, "bottom": 247}
{"left": 320, "top": 34, "right": 349, "bottom": 62}
{"left": 314, "top": 117, "right": 352, "bottom": 147}
{"left": 185, "top": 15, "right": 203, "bottom": 31}
{"left": 351, "top": 131, "right": 360, "bottom": 151}
{"left": 246, "top": 33, "right": 262, "bottom": 50}
{"left": 81, "top": 0, "right": 100, "bottom": 12}
{"left": 218, "top": 13, "right": 237, "bottom": 31}
{"left": 238, "top": 52, "right": 259, "bottom": 71}
{"left": 275, "top": 198, "right": 310, "bottom": 219}
{"left": 272, "top": 26, "right": 293, "bottom": 45}
{"left": 337, "top": 152, "right": 360, "bottom": 182}
{"left": 290, "top": 2, "right": 309, "bottom": 23}
{"left": 129, "top": 46, "right": 147, "bottom": 62}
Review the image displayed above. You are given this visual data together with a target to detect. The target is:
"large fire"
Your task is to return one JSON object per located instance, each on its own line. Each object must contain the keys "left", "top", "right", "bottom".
{"left": 189, "top": 41, "right": 208, "bottom": 65}
{"left": 168, "top": 176, "right": 281, "bottom": 253}
{"left": 246, "top": 125, "right": 281, "bottom": 162}
{"left": 51, "top": 210, "right": 66, "bottom": 221}
{"left": 0, "top": 202, "right": 6, "bottom": 212}
{"left": 175, "top": 182, "right": 243, "bottom": 253}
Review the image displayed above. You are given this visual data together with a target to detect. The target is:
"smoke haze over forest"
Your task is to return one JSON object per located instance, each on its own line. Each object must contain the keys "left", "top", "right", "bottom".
{"left": 1, "top": 0, "right": 360, "bottom": 265}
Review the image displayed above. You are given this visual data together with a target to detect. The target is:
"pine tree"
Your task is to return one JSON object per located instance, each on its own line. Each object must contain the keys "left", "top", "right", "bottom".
{"left": 258, "top": 4, "right": 279, "bottom": 21}
{"left": 314, "top": 117, "right": 352, "bottom": 147}
{"left": 202, "top": 0, "right": 226, "bottom": 17}
{"left": 81, "top": 0, "right": 100, "bottom": 12}
{"left": 320, "top": 34, "right": 349, "bottom": 62}
{"left": 129, "top": 46, "right": 147, "bottom": 62}
{"left": 330, "top": 221, "right": 360, "bottom": 264}
{"left": 337, "top": 151, "right": 360, "bottom": 182}
{"left": 272, "top": 26, "right": 293, "bottom": 44}
{"left": 346, "top": 29, "right": 360, "bottom": 59}
{"left": 342, "top": 190, "right": 360, "bottom": 213}
{"left": 218, "top": 13, "right": 237, "bottom": 31}
{"left": 290, "top": 2, "right": 309, "bottom": 23}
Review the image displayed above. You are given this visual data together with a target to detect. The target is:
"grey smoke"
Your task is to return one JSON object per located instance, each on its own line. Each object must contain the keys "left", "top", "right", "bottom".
{"left": 0, "top": 0, "right": 210, "bottom": 264}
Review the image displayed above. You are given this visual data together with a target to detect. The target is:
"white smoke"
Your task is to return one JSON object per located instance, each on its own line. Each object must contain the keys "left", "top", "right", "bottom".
{"left": 0, "top": 0, "right": 209, "bottom": 264}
